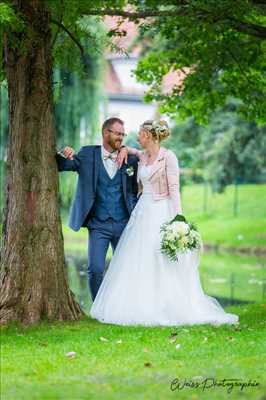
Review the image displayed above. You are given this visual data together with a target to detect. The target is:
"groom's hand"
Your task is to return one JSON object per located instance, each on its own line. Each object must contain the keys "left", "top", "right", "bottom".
{"left": 62, "top": 146, "right": 75, "bottom": 160}
{"left": 117, "top": 146, "right": 128, "bottom": 168}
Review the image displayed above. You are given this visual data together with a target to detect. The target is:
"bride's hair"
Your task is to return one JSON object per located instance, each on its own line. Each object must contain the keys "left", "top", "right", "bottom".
{"left": 141, "top": 120, "right": 170, "bottom": 142}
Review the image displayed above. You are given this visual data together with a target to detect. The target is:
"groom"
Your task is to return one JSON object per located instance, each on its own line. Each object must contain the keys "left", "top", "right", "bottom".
{"left": 56, "top": 117, "right": 139, "bottom": 300}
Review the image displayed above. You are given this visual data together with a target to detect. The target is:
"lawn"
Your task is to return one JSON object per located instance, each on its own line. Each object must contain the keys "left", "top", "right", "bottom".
{"left": 1, "top": 304, "right": 266, "bottom": 400}
{"left": 182, "top": 183, "right": 266, "bottom": 250}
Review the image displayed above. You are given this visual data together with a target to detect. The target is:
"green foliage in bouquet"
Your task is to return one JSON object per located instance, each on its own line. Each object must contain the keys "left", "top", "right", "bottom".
{"left": 170, "top": 213, "right": 187, "bottom": 223}
{"left": 160, "top": 214, "right": 202, "bottom": 262}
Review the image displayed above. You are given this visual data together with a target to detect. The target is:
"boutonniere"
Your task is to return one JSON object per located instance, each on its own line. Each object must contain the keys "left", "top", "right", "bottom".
{"left": 125, "top": 166, "right": 134, "bottom": 176}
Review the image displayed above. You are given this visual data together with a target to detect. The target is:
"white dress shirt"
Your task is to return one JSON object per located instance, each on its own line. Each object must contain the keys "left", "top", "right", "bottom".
{"left": 101, "top": 146, "right": 119, "bottom": 179}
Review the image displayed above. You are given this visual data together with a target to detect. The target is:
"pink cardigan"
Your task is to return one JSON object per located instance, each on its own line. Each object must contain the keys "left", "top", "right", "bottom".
{"left": 127, "top": 146, "right": 182, "bottom": 215}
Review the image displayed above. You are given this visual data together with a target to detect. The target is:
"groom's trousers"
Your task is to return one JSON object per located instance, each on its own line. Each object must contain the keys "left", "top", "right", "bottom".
{"left": 87, "top": 217, "right": 128, "bottom": 301}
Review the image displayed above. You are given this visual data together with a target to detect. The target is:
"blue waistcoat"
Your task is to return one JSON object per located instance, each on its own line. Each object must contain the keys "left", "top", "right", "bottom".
{"left": 91, "top": 159, "right": 129, "bottom": 221}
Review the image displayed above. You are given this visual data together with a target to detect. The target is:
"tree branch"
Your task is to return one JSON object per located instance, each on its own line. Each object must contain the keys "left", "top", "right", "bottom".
{"left": 50, "top": 19, "right": 92, "bottom": 73}
{"left": 51, "top": 19, "right": 85, "bottom": 55}
{"left": 226, "top": 47, "right": 254, "bottom": 88}
{"left": 50, "top": 1, "right": 65, "bottom": 49}
{"left": 233, "top": 20, "right": 266, "bottom": 39}
{"left": 88, "top": 8, "right": 185, "bottom": 18}
{"left": 87, "top": 8, "right": 266, "bottom": 40}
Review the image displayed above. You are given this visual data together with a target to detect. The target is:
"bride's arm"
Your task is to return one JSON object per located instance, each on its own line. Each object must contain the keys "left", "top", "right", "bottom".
{"left": 125, "top": 146, "right": 143, "bottom": 159}
{"left": 117, "top": 146, "right": 144, "bottom": 167}
{"left": 166, "top": 150, "right": 183, "bottom": 215}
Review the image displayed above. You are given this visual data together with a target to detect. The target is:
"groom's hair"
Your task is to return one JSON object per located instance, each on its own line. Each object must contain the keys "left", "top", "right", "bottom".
{"left": 102, "top": 117, "right": 124, "bottom": 135}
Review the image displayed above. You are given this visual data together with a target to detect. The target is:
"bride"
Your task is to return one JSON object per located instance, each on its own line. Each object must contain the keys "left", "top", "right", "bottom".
{"left": 90, "top": 120, "right": 239, "bottom": 326}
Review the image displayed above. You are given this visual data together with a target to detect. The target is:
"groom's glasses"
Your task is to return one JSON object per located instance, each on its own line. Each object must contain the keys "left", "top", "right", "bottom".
{"left": 108, "top": 129, "right": 127, "bottom": 138}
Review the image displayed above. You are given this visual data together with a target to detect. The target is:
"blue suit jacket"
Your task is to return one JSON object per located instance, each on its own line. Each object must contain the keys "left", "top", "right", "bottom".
{"left": 56, "top": 145, "right": 139, "bottom": 231}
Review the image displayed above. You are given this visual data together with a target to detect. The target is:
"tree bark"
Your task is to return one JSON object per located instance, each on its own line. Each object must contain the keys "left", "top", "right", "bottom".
{"left": 0, "top": 0, "right": 84, "bottom": 324}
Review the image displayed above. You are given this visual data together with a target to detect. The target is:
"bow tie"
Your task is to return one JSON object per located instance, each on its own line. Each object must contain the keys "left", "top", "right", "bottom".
{"left": 103, "top": 151, "right": 118, "bottom": 161}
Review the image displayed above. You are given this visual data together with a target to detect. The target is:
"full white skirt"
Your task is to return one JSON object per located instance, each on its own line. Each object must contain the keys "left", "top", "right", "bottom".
{"left": 90, "top": 193, "right": 239, "bottom": 326}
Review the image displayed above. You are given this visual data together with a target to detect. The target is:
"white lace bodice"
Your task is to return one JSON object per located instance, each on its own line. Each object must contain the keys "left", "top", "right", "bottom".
{"left": 138, "top": 164, "right": 153, "bottom": 194}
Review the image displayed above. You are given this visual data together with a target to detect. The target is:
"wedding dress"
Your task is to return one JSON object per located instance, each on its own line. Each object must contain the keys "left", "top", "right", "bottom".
{"left": 90, "top": 164, "right": 239, "bottom": 326}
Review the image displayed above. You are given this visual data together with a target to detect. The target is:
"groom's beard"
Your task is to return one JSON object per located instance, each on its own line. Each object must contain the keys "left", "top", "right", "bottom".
{"left": 108, "top": 138, "right": 122, "bottom": 151}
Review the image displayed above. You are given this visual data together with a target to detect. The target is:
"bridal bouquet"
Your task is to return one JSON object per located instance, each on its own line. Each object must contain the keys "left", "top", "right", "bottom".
{"left": 160, "top": 214, "right": 203, "bottom": 262}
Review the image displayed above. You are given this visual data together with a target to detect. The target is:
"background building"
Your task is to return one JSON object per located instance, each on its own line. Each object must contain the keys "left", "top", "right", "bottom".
{"left": 99, "top": 17, "right": 158, "bottom": 138}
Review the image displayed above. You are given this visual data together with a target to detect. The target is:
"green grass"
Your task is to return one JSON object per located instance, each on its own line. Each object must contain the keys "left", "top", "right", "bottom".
{"left": 1, "top": 304, "right": 266, "bottom": 400}
{"left": 182, "top": 183, "right": 266, "bottom": 249}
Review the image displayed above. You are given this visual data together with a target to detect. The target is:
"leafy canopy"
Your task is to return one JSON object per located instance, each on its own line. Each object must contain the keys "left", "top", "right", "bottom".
{"left": 133, "top": 0, "right": 266, "bottom": 123}
{"left": 1, "top": 0, "right": 266, "bottom": 123}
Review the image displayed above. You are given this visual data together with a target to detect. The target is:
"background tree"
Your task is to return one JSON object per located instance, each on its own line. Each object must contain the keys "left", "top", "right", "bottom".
{"left": 202, "top": 103, "right": 266, "bottom": 191}
{"left": 132, "top": 0, "right": 266, "bottom": 123}
{"left": 166, "top": 100, "right": 266, "bottom": 191}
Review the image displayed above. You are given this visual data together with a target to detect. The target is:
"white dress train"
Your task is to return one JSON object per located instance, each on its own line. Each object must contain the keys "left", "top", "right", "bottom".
{"left": 90, "top": 164, "right": 239, "bottom": 326}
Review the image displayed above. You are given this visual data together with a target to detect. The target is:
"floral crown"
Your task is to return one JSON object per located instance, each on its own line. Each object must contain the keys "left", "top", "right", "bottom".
{"left": 141, "top": 120, "right": 169, "bottom": 138}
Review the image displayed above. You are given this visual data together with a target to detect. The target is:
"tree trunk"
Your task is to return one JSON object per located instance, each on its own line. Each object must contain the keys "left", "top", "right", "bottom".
{"left": 0, "top": 0, "right": 84, "bottom": 324}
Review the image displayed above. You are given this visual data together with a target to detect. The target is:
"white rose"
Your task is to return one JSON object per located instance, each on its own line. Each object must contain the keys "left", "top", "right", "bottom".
{"left": 172, "top": 221, "right": 189, "bottom": 235}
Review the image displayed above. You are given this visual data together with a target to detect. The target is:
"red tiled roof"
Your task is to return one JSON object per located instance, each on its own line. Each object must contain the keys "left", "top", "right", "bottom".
{"left": 162, "top": 67, "right": 191, "bottom": 94}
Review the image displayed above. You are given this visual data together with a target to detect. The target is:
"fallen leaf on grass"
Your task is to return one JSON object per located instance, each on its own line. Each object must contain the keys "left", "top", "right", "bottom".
{"left": 234, "top": 326, "right": 242, "bottom": 332}
{"left": 143, "top": 348, "right": 149, "bottom": 353}
{"left": 99, "top": 336, "right": 109, "bottom": 342}
{"left": 170, "top": 332, "right": 178, "bottom": 337}
{"left": 169, "top": 337, "right": 177, "bottom": 344}
{"left": 65, "top": 352, "right": 76, "bottom": 358}
{"left": 39, "top": 342, "right": 48, "bottom": 347}
{"left": 144, "top": 362, "right": 152, "bottom": 367}
{"left": 175, "top": 344, "right": 181, "bottom": 350}
{"left": 176, "top": 361, "right": 184, "bottom": 367}
{"left": 169, "top": 332, "right": 178, "bottom": 343}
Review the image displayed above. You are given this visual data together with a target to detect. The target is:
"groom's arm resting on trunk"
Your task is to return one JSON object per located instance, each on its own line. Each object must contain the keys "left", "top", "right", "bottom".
{"left": 56, "top": 146, "right": 83, "bottom": 172}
